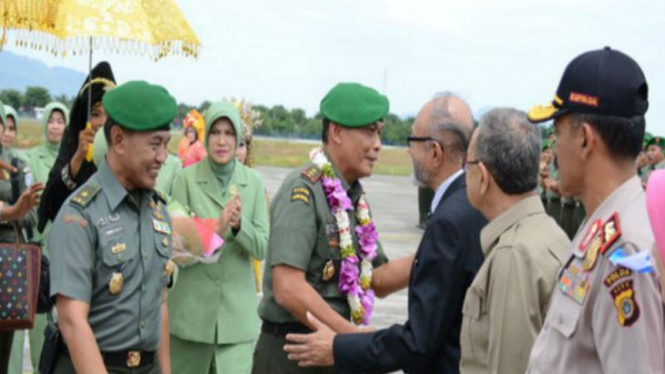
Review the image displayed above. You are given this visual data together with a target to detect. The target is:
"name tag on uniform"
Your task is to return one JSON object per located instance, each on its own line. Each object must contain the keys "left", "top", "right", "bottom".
{"left": 153, "top": 219, "right": 172, "bottom": 235}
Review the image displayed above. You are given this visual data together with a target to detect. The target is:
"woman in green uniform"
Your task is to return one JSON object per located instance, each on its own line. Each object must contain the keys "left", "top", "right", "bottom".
{"left": 26, "top": 102, "right": 69, "bottom": 184}
{"left": 168, "top": 100, "right": 269, "bottom": 374}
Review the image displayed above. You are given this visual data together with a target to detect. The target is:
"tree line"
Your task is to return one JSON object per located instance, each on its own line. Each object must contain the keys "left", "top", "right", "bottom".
{"left": 1, "top": 87, "right": 415, "bottom": 146}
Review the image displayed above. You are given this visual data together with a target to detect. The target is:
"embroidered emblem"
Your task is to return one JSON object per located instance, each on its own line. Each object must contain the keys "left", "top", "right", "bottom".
{"left": 300, "top": 165, "right": 322, "bottom": 183}
{"left": 291, "top": 187, "right": 311, "bottom": 205}
{"left": 610, "top": 280, "right": 640, "bottom": 327}
{"left": 600, "top": 213, "right": 622, "bottom": 254}
{"left": 63, "top": 214, "right": 88, "bottom": 227}
{"left": 604, "top": 267, "right": 633, "bottom": 288}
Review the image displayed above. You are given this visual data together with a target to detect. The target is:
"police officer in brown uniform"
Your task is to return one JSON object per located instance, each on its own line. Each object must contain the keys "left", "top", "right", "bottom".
{"left": 526, "top": 47, "right": 665, "bottom": 373}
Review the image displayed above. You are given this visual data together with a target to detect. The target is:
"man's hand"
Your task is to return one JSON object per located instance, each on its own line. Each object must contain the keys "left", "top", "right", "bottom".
{"left": 1, "top": 183, "right": 43, "bottom": 221}
{"left": 284, "top": 312, "right": 336, "bottom": 367}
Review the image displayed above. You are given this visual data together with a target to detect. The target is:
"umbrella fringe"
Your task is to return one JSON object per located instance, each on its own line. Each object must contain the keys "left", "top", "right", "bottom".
{"left": 0, "top": 27, "right": 200, "bottom": 60}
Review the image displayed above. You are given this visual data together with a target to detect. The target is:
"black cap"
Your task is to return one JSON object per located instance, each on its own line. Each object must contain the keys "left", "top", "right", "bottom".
{"left": 527, "top": 47, "right": 649, "bottom": 123}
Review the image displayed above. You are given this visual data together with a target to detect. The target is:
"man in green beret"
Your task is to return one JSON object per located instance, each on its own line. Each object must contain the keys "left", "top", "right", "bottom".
{"left": 646, "top": 135, "right": 665, "bottom": 170}
{"left": 48, "top": 81, "right": 176, "bottom": 374}
{"left": 253, "top": 82, "right": 413, "bottom": 373}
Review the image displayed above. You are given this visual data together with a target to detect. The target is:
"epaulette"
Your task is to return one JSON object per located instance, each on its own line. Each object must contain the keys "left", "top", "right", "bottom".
{"left": 70, "top": 183, "right": 101, "bottom": 208}
{"left": 301, "top": 165, "right": 322, "bottom": 183}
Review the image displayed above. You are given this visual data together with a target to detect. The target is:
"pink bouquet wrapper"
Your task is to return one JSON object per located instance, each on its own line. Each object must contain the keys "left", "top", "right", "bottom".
{"left": 647, "top": 170, "right": 665, "bottom": 264}
{"left": 191, "top": 217, "right": 225, "bottom": 257}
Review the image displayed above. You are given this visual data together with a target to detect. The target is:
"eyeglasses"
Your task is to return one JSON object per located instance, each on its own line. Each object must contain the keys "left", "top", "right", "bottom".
{"left": 406, "top": 136, "right": 436, "bottom": 147}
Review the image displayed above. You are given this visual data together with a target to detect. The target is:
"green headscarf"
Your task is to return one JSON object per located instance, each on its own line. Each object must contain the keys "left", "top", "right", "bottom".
{"left": 204, "top": 101, "right": 243, "bottom": 187}
{"left": 42, "top": 102, "right": 70, "bottom": 149}
{"left": 3, "top": 105, "right": 18, "bottom": 129}
{"left": 26, "top": 101, "right": 70, "bottom": 184}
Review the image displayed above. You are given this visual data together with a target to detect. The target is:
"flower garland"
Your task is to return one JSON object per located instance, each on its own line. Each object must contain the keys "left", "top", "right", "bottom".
{"left": 310, "top": 148, "right": 378, "bottom": 325}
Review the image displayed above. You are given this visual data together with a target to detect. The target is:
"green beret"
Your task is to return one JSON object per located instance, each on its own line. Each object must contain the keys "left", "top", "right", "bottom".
{"left": 643, "top": 132, "right": 654, "bottom": 149}
{"left": 320, "top": 82, "right": 389, "bottom": 127}
{"left": 0, "top": 100, "right": 6, "bottom": 126}
{"left": 646, "top": 135, "right": 665, "bottom": 149}
{"left": 103, "top": 80, "right": 176, "bottom": 131}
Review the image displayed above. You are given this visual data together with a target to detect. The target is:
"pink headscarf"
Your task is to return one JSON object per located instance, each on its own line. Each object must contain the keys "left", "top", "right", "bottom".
{"left": 646, "top": 170, "right": 665, "bottom": 263}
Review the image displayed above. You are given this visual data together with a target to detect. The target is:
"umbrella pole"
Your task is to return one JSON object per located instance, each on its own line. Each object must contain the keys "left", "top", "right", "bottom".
{"left": 87, "top": 37, "right": 92, "bottom": 121}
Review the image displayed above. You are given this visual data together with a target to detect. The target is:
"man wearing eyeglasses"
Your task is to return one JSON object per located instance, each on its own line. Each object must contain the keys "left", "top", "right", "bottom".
{"left": 460, "top": 108, "right": 569, "bottom": 374}
{"left": 284, "top": 93, "right": 486, "bottom": 373}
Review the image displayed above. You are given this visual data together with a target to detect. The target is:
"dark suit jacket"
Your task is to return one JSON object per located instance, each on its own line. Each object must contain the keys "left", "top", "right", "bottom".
{"left": 333, "top": 173, "right": 487, "bottom": 373}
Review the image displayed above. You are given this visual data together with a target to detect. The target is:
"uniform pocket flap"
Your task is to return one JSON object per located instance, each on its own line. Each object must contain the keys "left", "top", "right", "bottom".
{"left": 549, "top": 303, "right": 581, "bottom": 338}
{"left": 462, "top": 291, "right": 482, "bottom": 320}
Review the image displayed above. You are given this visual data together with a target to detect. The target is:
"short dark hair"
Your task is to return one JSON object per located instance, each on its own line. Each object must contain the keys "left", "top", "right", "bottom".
{"left": 569, "top": 113, "right": 645, "bottom": 160}
{"left": 322, "top": 117, "right": 331, "bottom": 144}
{"left": 476, "top": 108, "right": 541, "bottom": 195}
{"left": 103, "top": 117, "right": 127, "bottom": 145}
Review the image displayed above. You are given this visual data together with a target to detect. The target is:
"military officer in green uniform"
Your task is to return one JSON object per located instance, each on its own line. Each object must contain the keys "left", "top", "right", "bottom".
{"left": 48, "top": 81, "right": 177, "bottom": 374}
{"left": 253, "top": 83, "right": 413, "bottom": 374}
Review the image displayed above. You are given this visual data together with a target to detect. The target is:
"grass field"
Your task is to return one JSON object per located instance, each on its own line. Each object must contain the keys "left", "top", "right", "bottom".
{"left": 13, "top": 118, "right": 412, "bottom": 176}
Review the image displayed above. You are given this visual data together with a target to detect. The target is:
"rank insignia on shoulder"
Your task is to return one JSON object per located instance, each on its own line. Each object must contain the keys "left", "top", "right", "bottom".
{"left": 70, "top": 184, "right": 101, "bottom": 208}
{"left": 300, "top": 165, "right": 322, "bottom": 183}
{"left": 579, "top": 219, "right": 602, "bottom": 253}
{"left": 291, "top": 186, "right": 311, "bottom": 205}
{"left": 600, "top": 213, "right": 622, "bottom": 255}
{"left": 610, "top": 279, "right": 640, "bottom": 327}
{"left": 63, "top": 214, "right": 88, "bottom": 227}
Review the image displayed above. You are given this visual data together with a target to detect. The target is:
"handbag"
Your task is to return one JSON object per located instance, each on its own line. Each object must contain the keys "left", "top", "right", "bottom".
{"left": 0, "top": 223, "right": 42, "bottom": 331}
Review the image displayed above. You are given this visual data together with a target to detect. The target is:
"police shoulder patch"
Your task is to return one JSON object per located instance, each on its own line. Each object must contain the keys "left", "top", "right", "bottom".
{"left": 300, "top": 165, "right": 322, "bottom": 183}
{"left": 291, "top": 186, "right": 312, "bottom": 205}
{"left": 70, "top": 183, "right": 101, "bottom": 208}
{"left": 610, "top": 279, "right": 640, "bottom": 327}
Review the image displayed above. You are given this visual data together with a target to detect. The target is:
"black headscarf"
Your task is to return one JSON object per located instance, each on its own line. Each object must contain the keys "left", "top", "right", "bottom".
{"left": 37, "top": 62, "right": 116, "bottom": 232}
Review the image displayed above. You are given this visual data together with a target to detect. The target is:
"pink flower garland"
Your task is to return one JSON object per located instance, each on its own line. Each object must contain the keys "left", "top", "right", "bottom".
{"left": 313, "top": 148, "right": 378, "bottom": 325}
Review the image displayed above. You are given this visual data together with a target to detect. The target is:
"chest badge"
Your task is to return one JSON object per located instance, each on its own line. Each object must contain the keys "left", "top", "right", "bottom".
{"left": 111, "top": 243, "right": 127, "bottom": 254}
{"left": 323, "top": 260, "right": 335, "bottom": 282}
{"left": 153, "top": 219, "right": 172, "bottom": 235}
{"left": 109, "top": 272, "right": 124, "bottom": 295}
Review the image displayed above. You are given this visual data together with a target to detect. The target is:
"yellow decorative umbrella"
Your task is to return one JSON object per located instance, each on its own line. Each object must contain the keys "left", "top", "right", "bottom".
{"left": 0, "top": 0, "right": 200, "bottom": 60}
{"left": 0, "top": 0, "right": 201, "bottom": 159}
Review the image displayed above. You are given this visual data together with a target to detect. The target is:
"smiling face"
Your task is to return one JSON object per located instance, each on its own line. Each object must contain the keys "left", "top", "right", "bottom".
{"left": 46, "top": 110, "right": 66, "bottom": 143}
{"left": 122, "top": 129, "right": 171, "bottom": 189}
{"left": 334, "top": 121, "right": 383, "bottom": 180}
{"left": 207, "top": 118, "right": 237, "bottom": 165}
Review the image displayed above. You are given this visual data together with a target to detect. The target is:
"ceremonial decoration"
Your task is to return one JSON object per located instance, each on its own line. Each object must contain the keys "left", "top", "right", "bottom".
{"left": 310, "top": 148, "right": 377, "bottom": 325}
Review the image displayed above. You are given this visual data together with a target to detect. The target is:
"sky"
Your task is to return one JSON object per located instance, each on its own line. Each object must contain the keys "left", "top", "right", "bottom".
{"left": 3, "top": 0, "right": 665, "bottom": 132}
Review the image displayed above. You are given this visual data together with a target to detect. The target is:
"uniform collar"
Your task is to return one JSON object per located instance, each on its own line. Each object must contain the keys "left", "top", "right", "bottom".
{"left": 480, "top": 194, "right": 545, "bottom": 256}
{"left": 195, "top": 156, "right": 248, "bottom": 208}
{"left": 97, "top": 158, "right": 130, "bottom": 211}
{"left": 571, "top": 176, "right": 642, "bottom": 255}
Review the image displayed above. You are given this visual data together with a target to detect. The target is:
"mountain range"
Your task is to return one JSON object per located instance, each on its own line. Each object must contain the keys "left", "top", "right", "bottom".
{"left": 0, "top": 51, "right": 86, "bottom": 96}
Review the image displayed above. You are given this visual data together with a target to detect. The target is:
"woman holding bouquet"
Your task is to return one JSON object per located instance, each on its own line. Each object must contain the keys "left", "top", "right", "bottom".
{"left": 168, "top": 100, "right": 269, "bottom": 373}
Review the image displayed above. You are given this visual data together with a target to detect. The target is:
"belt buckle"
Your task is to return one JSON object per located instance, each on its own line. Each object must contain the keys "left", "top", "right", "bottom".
{"left": 127, "top": 351, "right": 141, "bottom": 368}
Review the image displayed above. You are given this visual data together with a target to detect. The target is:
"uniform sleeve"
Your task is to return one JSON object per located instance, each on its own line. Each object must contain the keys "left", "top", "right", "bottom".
{"left": 48, "top": 204, "right": 96, "bottom": 303}
{"left": 592, "top": 258, "right": 665, "bottom": 372}
{"left": 267, "top": 180, "right": 317, "bottom": 271}
{"left": 334, "top": 216, "right": 465, "bottom": 373}
{"left": 486, "top": 247, "right": 542, "bottom": 374}
{"left": 233, "top": 175, "right": 269, "bottom": 260}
